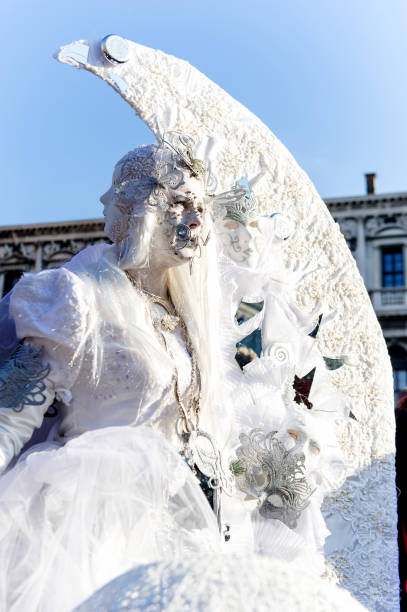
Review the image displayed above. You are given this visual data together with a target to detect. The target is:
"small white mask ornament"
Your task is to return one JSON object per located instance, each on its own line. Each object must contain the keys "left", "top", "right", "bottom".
{"left": 278, "top": 423, "right": 322, "bottom": 475}
{"left": 215, "top": 177, "right": 264, "bottom": 268}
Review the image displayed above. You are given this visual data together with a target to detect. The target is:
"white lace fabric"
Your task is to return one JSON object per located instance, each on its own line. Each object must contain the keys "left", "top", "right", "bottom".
{"left": 0, "top": 426, "right": 221, "bottom": 612}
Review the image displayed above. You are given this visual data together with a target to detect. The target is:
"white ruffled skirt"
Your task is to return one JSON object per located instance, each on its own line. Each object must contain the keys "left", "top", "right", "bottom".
{"left": 0, "top": 426, "right": 221, "bottom": 612}
{"left": 0, "top": 424, "right": 332, "bottom": 612}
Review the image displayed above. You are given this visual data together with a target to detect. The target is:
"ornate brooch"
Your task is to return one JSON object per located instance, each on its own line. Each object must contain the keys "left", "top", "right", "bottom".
{"left": 153, "top": 313, "right": 180, "bottom": 333}
{"left": 231, "top": 429, "right": 315, "bottom": 529}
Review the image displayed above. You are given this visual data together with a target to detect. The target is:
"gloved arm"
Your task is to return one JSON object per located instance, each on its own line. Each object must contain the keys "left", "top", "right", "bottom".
{"left": 0, "top": 266, "right": 90, "bottom": 475}
{"left": 0, "top": 343, "right": 56, "bottom": 474}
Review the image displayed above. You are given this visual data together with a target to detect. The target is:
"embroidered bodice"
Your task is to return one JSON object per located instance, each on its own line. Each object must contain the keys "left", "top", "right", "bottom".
{"left": 8, "top": 246, "right": 193, "bottom": 450}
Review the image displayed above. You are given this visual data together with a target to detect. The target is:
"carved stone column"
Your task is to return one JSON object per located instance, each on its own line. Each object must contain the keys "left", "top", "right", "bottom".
{"left": 35, "top": 244, "right": 43, "bottom": 272}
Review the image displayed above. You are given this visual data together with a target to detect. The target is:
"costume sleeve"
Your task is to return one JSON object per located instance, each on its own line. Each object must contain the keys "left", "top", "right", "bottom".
{"left": 0, "top": 267, "right": 89, "bottom": 473}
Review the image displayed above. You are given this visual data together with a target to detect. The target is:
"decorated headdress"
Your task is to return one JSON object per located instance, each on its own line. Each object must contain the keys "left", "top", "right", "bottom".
{"left": 110, "top": 134, "right": 210, "bottom": 212}
{"left": 222, "top": 177, "right": 259, "bottom": 225}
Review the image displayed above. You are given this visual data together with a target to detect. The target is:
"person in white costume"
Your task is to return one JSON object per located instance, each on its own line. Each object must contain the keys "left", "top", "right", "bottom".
{"left": 0, "top": 34, "right": 393, "bottom": 612}
{"left": 0, "top": 134, "right": 358, "bottom": 612}
{"left": 0, "top": 140, "right": 226, "bottom": 610}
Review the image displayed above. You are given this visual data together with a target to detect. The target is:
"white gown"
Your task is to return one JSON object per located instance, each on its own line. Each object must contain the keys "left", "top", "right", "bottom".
{"left": 0, "top": 244, "right": 223, "bottom": 611}
{"left": 0, "top": 239, "right": 351, "bottom": 611}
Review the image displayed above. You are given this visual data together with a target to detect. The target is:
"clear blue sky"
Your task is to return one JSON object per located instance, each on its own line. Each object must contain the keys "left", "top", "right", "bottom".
{"left": 1, "top": 0, "right": 406, "bottom": 226}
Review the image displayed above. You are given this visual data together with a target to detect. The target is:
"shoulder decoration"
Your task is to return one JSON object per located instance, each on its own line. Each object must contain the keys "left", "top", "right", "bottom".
{"left": 0, "top": 343, "right": 50, "bottom": 412}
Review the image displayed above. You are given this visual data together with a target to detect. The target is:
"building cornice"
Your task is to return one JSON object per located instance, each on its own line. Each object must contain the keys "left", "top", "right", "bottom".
{"left": 325, "top": 191, "right": 407, "bottom": 205}
{"left": 0, "top": 218, "right": 105, "bottom": 244}
{"left": 325, "top": 191, "right": 407, "bottom": 215}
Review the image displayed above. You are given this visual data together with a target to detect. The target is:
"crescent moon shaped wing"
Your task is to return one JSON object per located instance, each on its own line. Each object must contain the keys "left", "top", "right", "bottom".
{"left": 55, "top": 37, "right": 398, "bottom": 609}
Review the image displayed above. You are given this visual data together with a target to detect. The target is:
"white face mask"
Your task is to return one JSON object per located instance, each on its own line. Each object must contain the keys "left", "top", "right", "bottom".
{"left": 100, "top": 173, "right": 208, "bottom": 268}
{"left": 216, "top": 218, "right": 265, "bottom": 268}
{"left": 100, "top": 184, "right": 131, "bottom": 242}
{"left": 278, "top": 426, "right": 322, "bottom": 474}
{"left": 150, "top": 174, "right": 208, "bottom": 266}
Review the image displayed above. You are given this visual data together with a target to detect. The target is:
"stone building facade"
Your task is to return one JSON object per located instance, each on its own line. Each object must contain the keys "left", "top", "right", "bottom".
{"left": 326, "top": 174, "right": 407, "bottom": 398}
{"left": 2, "top": 176, "right": 407, "bottom": 396}
{"left": 0, "top": 219, "right": 106, "bottom": 296}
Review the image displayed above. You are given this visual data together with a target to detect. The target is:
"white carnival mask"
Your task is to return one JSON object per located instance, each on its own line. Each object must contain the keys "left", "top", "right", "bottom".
{"left": 214, "top": 177, "right": 265, "bottom": 268}
{"left": 277, "top": 422, "right": 322, "bottom": 475}
{"left": 100, "top": 138, "right": 210, "bottom": 263}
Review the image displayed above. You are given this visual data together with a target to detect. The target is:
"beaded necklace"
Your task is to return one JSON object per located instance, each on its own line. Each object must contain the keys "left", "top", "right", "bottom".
{"left": 125, "top": 271, "right": 234, "bottom": 535}
{"left": 141, "top": 288, "right": 201, "bottom": 435}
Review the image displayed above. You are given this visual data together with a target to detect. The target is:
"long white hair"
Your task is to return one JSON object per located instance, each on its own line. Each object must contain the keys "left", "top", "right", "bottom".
{"left": 111, "top": 145, "right": 228, "bottom": 439}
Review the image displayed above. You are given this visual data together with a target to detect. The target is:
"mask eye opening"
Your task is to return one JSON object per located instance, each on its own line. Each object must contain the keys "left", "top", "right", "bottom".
{"left": 309, "top": 441, "right": 320, "bottom": 455}
{"left": 287, "top": 429, "right": 299, "bottom": 441}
